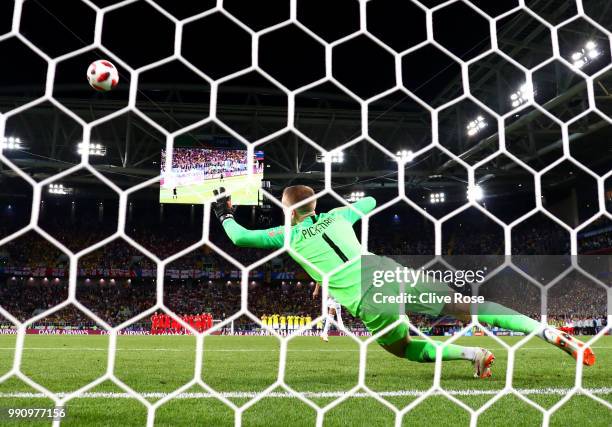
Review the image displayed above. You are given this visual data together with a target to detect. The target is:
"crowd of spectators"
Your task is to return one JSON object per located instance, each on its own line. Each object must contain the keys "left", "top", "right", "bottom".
{"left": 580, "top": 233, "right": 612, "bottom": 253}
{"left": 578, "top": 217, "right": 612, "bottom": 254}
{"left": 0, "top": 279, "right": 364, "bottom": 330}
{"left": 0, "top": 268, "right": 606, "bottom": 334}
{"left": 0, "top": 204, "right": 610, "bottom": 334}
{"left": 164, "top": 148, "right": 251, "bottom": 175}
{"left": 512, "top": 215, "right": 570, "bottom": 255}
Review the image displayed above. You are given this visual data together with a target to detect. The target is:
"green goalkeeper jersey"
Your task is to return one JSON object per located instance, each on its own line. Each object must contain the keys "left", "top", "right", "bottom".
{"left": 222, "top": 197, "right": 377, "bottom": 315}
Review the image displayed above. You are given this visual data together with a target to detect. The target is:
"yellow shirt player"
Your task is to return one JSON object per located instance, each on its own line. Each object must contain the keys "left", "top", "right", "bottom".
{"left": 279, "top": 315, "right": 286, "bottom": 331}
{"left": 287, "top": 316, "right": 293, "bottom": 330}
{"left": 272, "top": 314, "right": 279, "bottom": 330}
{"left": 299, "top": 316, "right": 305, "bottom": 328}
{"left": 261, "top": 314, "right": 267, "bottom": 328}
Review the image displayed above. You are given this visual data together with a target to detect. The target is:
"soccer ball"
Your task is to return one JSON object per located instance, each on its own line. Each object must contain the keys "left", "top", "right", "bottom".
{"left": 87, "top": 60, "right": 119, "bottom": 92}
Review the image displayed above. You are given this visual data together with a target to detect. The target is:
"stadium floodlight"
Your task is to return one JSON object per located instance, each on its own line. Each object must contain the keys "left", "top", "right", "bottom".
{"left": 572, "top": 40, "right": 601, "bottom": 69}
{"left": 346, "top": 191, "right": 365, "bottom": 202}
{"left": 1, "top": 136, "right": 23, "bottom": 150}
{"left": 330, "top": 151, "right": 344, "bottom": 163}
{"left": 429, "top": 192, "right": 445, "bottom": 204}
{"left": 467, "top": 185, "right": 484, "bottom": 202}
{"left": 510, "top": 84, "right": 534, "bottom": 108}
{"left": 466, "top": 116, "right": 487, "bottom": 136}
{"left": 48, "top": 183, "right": 72, "bottom": 195}
{"left": 316, "top": 151, "right": 344, "bottom": 163}
{"left": 77, "top": 142, "right": 106, "bottom": 156}
{"left": 396, "top": 150, "right": 414, "bottom": 162}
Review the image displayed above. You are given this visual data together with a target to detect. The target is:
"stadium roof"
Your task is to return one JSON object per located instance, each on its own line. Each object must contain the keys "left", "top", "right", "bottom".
{"left": 0, "top": 0, "right": 610, "bottom": 211}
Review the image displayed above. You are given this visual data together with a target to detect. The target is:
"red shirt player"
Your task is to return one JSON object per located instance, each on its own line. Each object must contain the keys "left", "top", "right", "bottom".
{"left": 151, "top": 313, "right": 158, "bottom": 335}
{"left": 184, "top": 315, "right": 192, "bottom": 333}
{"left": 194, "top": 314, "right": 202, "bottom": 333}
{"left": 162, "top": 314, "right": 170, "bottom": 333}
{"left": 203, "top": 313, "right": 208, "bottom": 332}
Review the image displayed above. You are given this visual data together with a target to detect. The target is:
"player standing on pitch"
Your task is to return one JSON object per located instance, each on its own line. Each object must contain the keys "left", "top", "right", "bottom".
{"left": 313, "top": 282, "right": 344, "bottom": 342}
{"left": 212, "top": 185, "right": 595, "bottom": 378}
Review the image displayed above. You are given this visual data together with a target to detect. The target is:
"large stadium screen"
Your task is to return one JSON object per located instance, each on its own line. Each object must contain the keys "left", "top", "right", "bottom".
{"left": 159, "top": 148, "right": 264, "bottom": 205}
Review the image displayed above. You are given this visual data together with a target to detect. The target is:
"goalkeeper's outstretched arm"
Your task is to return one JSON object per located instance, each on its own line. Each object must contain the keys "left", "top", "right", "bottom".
{"left": 222, "top": 218, "right": 284, "bottom": 249}
{"left": 211, "top": 187, "right": 284, "bottom": 249}
{"left": 330, "top": 196, "right": 376, "bottom": 224}
{"left": 211, "top": 188, "right": 375, "bottom": 249}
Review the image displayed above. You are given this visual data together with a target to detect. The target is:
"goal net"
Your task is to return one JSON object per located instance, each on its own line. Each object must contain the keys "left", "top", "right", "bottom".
{"left": 0, "top": 0, "right": 610, "bottom": 426}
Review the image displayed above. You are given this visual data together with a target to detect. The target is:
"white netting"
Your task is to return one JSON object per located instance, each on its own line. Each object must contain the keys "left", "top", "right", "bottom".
{"left": 0, "top": 0, "right": 610, "bottom": 426}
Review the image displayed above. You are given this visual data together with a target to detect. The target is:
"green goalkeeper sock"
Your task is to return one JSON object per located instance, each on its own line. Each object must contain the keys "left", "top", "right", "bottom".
{"left": 404, "top": 339, "right": 477, "bottom": 363}
{"left": 476, "top": 302, "right": 543, "bottom": 336}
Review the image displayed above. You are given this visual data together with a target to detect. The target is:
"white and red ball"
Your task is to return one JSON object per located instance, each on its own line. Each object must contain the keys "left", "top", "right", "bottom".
{"left": 87, "top": 60, "right": 119, "bottom": 92}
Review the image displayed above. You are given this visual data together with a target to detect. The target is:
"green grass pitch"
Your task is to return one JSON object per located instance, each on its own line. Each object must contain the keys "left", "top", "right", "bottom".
{"left": 0, "top": 335, "right": 609, "bottom": 426}
{"left": 159, "top": 174, "right": 263, "bottom": 205}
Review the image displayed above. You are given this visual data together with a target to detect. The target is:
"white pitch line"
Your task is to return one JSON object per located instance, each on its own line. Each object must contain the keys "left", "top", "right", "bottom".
{"left": 0, "top": 346, "right": 610, "bottom": 352}
{"left": 0, "top": 388, "right": 611, "bottom": 399}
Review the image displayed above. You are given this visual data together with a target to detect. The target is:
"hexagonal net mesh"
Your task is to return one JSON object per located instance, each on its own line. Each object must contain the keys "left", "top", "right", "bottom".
{"left": 0, "top": 0, "right": 610, "bottom": 426}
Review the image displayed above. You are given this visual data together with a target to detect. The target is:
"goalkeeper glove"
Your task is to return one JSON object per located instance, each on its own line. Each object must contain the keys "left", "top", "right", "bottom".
{"left": 212, "top": 187, "right": 234, "bottom": 223}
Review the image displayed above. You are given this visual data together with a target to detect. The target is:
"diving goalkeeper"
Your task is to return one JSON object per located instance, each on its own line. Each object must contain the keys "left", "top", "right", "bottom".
{"left": 212, "top": 185, "right": 595, "bottom": 378}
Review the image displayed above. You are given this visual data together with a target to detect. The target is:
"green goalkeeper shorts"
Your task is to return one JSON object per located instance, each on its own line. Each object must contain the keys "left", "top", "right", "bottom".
{"left": 358, "top": 308, "right": 409, "bottom": 346}
{"left": 356, "top": 256, "right": 453, "bottom": 346}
